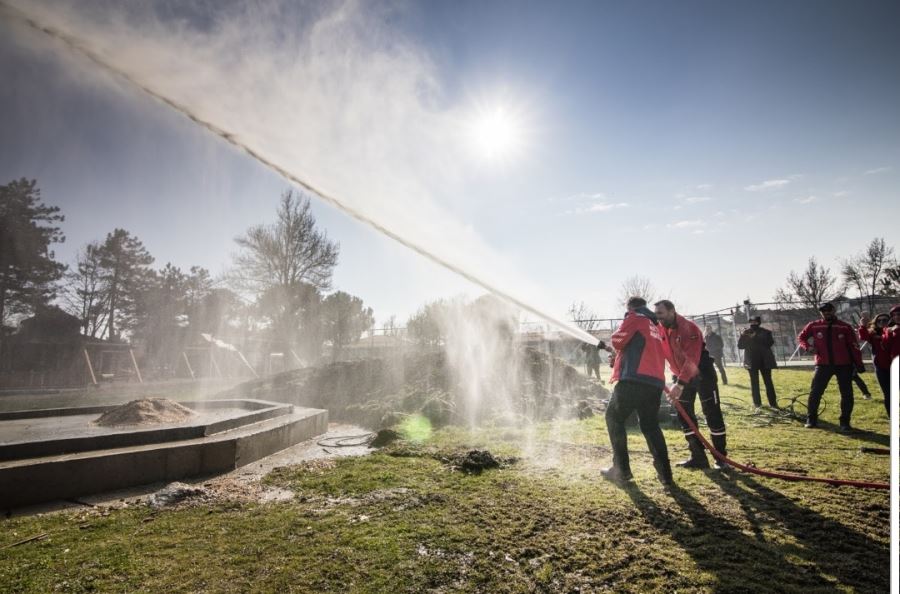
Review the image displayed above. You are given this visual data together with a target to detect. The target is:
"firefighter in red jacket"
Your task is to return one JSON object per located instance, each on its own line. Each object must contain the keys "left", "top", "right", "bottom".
{"left": 798, "top": 302, "right": 865, "bottom": 432}
{"left": 887, "top": 305, "right": 900, "bottom": 363}
{"left": 654, "top": 299, "right": 728, "bottom": 470}
{"left": 601, "top": 296, "right": 673, "bottom": 486}
{"left": 858, "top": 312, "right": 893, "bottom": 415}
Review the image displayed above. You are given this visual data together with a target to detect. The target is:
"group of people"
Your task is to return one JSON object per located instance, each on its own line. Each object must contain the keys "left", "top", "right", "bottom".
{"left": 799, "top": 302, "right": 900, "bottom": 429}
{"left": 596, "top": 297, "right": 899, "bottom": 487}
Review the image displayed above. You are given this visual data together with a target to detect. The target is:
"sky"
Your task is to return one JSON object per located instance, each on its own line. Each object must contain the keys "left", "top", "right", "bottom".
{"left": 1, "top": 0, "right": 898, "bottom": 326}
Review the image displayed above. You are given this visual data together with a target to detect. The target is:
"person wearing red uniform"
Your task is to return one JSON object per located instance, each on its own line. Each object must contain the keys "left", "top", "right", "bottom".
{"left": 797, "top": 302, "right": 865, "bottom": 432}
{"left": 601, "top": 296, "right": 673, "bottom": 486}
{"left": 887, "top": 305, "right": 900, "bottom": 362}
{"left": 654, "top": 300, "right": 728, "bottom": 470}
{"left": 858, "top": 312, "right": 892, "bottom": 415}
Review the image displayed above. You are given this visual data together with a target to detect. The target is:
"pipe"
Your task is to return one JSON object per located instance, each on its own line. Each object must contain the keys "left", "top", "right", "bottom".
{"left": 664, "top": 386, "right": 890, "bottom": 490}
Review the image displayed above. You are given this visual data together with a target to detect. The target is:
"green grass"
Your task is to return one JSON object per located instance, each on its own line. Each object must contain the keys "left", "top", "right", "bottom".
{"left": 1, "top": 369, "right": 890, "bottom": 593}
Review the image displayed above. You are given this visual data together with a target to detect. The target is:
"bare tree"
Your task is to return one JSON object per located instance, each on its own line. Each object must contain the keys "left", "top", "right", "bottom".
{"left": 232, "top": 190, "right": 339, "bottom": 351}
{"left": 61, "top": 242, "right": 107, "bottom": 338}
{"left": 881, "top": 265, "right": 900, "bottom": 297}
{"left": 774, "top": 257, "right": 841, "bottom": 310}
{"left": 841, "top": 237, "right": 896, "bottom": 314}
{"left": 567, "top": 301, "right": 600, "bottom": 332}
{"left": 618, "top": 276, "right": 658, "bottom": 308}
{"left": 232, "top": 190, "right": 339, "bottom": 294}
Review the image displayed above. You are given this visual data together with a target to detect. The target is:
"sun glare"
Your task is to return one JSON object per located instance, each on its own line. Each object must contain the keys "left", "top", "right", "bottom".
{"left": 467, "top": 105, "right": 523, "bottom": 162}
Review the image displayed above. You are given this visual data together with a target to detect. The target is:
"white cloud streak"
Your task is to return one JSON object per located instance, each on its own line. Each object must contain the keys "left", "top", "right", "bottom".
{"left": 864, "top": 166, "right": 892, "bottom": 175}
{"left": 744, "top": 178, "right": 790, "bottom": 192}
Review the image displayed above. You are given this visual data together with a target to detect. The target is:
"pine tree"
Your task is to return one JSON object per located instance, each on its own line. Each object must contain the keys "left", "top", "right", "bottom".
{"left": 0, "top": 178, "right": 66, "bottom": 327}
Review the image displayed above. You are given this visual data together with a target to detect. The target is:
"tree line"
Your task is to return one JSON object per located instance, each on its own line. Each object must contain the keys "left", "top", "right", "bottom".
{"left": 0, "top": 178, "right": 374, "bottom": 371}
{"left": 564, "top": 240, "right": 898, "bottom": 327}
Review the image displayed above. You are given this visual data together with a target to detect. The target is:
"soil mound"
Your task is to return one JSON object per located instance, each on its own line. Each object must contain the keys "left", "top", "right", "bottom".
{"left": 95, "top": 398, "right": 196, "bottom": 427}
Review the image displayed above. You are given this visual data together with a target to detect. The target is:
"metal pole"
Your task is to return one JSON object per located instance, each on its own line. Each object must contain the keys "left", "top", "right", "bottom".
{"left": 731, "top": 309, "right": 739, "bottom": 364}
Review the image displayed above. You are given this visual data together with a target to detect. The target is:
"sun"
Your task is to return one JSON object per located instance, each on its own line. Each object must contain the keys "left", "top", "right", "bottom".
{"left": 467, "top": 105, "right": 524, "bottom": 162}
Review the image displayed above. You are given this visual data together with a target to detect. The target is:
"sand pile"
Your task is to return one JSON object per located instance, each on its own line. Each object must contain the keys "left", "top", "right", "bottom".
{"left": 95, "top": 398, "right": 196, "bottom": 427}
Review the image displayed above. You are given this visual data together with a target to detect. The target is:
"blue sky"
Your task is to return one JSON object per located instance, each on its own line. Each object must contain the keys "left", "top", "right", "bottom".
{"left": 1, "top": 0, "right": 898, "bottom": 324}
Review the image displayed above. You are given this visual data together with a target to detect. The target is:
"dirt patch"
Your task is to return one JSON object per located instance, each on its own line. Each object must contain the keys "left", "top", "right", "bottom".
{"left": 94, "top": 398, "right": 195, "bottom": 426}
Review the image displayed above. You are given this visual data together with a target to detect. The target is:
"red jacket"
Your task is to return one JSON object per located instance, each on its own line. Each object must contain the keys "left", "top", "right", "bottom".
{"left": 661, "top": 314, "right": 704, "bottom": 385}
{"left": 858, "top": 325, "right": 892, "bottom": 370}
{"left": 885, "top": 324, "right": 900, "bottom": 362}
{"left": 610, "top": 307, "right": 668, "bottom": 389}
{"left": 798, "top": 319, "right": 863, "bottom": 367}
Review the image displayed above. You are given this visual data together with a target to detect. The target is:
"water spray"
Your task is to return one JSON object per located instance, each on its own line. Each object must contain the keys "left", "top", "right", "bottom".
{"left": 0, "top": 1, "right": 598, "bottom": 347}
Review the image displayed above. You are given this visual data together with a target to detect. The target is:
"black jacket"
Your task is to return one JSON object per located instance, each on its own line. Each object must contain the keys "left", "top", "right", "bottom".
{"left": 705, "top": 332, "right": 725, "bottom": 358}
{"left": 738, "top": 326, "right": 778, "bottom": 370}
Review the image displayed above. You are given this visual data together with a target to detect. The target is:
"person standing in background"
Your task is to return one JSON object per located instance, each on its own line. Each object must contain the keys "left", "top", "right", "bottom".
{"left": 737, "top": 316, "right": 779, "bottom": 409}
{"left": 704, "top": 327, "right": 728, "bottom": 385}
{"left": 798, "top": 303, "right": 865, "bottom": 432}
{"left": 858, "top": 312, "right": 892, "bottom": 415}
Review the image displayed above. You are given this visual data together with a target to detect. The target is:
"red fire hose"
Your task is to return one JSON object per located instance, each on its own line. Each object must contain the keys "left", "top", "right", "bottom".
{"left": 665, "top": 387, "right": 890, "bottom": 490}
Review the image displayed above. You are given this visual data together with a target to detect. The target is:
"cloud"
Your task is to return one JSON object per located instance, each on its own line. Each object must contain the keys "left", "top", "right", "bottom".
{"left": 668, "top": 220, "right": 705, "bottom": 229}
{"left": 684, "top": 196, "right": 712, "bottom": 204}
{"left": 744, "top": 178, "right": 791, "bottom": 192}
{"left": 695, "top": 183, "right": 712, "bottom": 190}
{"left": 833, "top": 190, "right": 849, "bottom": 198}
{"left": 794, "top": 195, "right": 817, "bottom": 204}
{"left": 864, "top": 166, "right": 892, "bottom": 175}
{"left": 568, "top": 201, "right": 628, "bottom": 214}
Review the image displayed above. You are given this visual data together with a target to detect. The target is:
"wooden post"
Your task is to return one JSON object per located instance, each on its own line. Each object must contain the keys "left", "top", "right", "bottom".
{"left": 289, "top": 349, "right": 303, "bottom": 367}
{"left": 182, "top": 352, "right": 195, "bottom": 380}
{"left": 236, "top": 350, "right": 259, "bottom": 378}
{"left": 83, "top": 348, "right": 97, "bottom": 385}
{"left": 209, "top": 351, "right": 223, "bottom": 378}
{"left": 129, "top": 349, "right": 143, "bottom": 383}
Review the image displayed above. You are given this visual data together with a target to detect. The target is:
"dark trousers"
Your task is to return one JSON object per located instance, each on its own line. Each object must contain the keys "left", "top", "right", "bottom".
{"left": 852, "top": 370, "right": 871, "bottom": 396}
{"left": 605, "top": 380, "right": 671, "bottom": 477}
{"left": 875, "top": 366, "right": 891, "bottom": 416}
{"left": 712, "top": 356, "right": 728, "bottom": 384}
{"left": 808, "top": 365, "right": 854, "bottom": 426}
{"left": 748, "top": 367, "right": 777, "bottom": 407}
{"left": 677, "top": 377, "right": 727, "bottom": 455}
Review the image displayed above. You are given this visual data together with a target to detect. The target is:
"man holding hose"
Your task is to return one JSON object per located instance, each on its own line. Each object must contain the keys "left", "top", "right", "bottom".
{"left": 601, "top": 296, "right": 673, "bottom": 486}
{"left": 654, "top": 299, "right": 728, "bottom": 470}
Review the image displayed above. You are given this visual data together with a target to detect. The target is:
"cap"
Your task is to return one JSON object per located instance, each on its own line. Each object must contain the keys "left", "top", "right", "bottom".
{"left": 818, "top": 303, "right": 835, "bottom": 312}
{"left": 750, "top": 315, "right": 762, "bottom": 323}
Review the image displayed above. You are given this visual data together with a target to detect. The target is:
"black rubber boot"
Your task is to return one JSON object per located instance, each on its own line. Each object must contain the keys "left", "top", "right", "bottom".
{"left": 676, "top": 435, "right": 710, "bottom": 469}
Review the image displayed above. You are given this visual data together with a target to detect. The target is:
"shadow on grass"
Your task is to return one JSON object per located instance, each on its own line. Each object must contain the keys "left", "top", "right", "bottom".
{"left": 811, "top": 420, "right": 889, "bottom": 447}
{"left": 623, "top": 477, "right": 886, "bottom": 593}
{"left": 711, "top": 472, "right": 888, "bottom": 592}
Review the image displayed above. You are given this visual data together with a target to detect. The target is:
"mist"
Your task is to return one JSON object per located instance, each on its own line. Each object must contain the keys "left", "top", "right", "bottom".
{"left": 0, "top": 0, "right": 595, "bottom": 344}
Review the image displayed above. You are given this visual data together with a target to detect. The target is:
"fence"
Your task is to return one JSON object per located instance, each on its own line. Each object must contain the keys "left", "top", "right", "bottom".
{"left": 3, "top": 296, "right": 896, "bottom": 388}
{"left": 566, "top": 295, "right": 897, "bottom": 366}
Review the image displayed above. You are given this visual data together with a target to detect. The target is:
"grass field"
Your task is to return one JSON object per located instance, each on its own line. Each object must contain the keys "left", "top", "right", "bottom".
{"left": 1, "top": 368, "right": 891, "bottom": 593}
